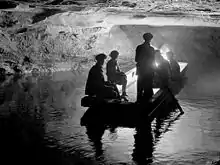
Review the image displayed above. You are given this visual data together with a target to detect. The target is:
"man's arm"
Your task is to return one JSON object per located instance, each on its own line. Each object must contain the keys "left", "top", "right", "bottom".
{"left": 90, "top": 68, "right": 105, "bottom": 88}
{"left": 116, "top": 61, "right": 120, "bottom": 72}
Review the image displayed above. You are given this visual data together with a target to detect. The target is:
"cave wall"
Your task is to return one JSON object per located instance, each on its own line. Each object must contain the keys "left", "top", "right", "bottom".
{"left": 1, "top": 9, "right": 220, "bottom": 88}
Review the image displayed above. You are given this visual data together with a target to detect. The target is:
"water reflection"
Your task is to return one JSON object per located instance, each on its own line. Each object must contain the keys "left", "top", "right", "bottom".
{"left": 0, "top": 72, "right": 183, "bottom": 164}
{"left": 0, "top": 70, "right": 219, "bottom": 164}
{"left": 83, "top": 107, "right": 183, "bottom": 165}
{"left": 0, "top": 72, "right": 91, "bottom": 165}
{"left": 132, "top": 123, "right": 154, "bottom": 164}
{"left": 154, "top": 110, "right": 183, "bottom": 144}
{"left": 86, "top": 125, "right": 106, "bottom": 162}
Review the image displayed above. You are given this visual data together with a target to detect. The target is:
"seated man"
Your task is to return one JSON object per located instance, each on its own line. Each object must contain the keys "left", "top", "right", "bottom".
{"left": 85, "top": 53, "right": 120, "bottom": 100}
{"left": 106, "top": 50, "right": 127, "bottom": 97}
{"left": 166, "top": 51, "right": 181, "bottom": 81}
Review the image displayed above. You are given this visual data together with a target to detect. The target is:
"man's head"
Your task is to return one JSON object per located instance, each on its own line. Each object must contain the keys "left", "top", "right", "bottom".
{"left": 109, "top": 50, "right": 119, "bottom": 60}
{"left": 143, "top": 33, "right": 153, "bottom": 42}
{"left": 95, "top": 53, "right": 107, "bottom": 66}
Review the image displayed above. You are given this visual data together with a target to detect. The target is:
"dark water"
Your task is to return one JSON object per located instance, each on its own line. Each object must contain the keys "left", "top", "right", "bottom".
{"left": 0, "top": 69, "right": 219, "bottom": 165}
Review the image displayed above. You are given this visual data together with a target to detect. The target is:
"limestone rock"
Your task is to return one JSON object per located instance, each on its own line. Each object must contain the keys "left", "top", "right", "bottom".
{"left": 121, "top": 1, "right": 137, "bottom": 8}
{"left": 0, "top": 11, "right": 18, "bottom": 28}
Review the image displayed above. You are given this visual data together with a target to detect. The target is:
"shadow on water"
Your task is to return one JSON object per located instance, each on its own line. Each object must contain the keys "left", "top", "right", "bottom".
{"left": 84, "top": 105, "right": 184, "bottom": 164}
{"left": 84, "top": 123, "right": 154, "bottom": 164}
{"left": 132, "top": 122, "right": 154, "bottom": 164}
{"left": 85, "top": 125, "right": 106, "bottom": 163}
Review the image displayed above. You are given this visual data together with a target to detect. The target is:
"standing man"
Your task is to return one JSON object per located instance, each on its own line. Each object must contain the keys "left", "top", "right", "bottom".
{"left": 135, "top": 33, "right": 156, "bottom": 103}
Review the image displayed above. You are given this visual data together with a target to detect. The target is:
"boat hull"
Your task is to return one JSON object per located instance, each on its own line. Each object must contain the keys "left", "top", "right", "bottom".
{"left": 81, "top": 63, "right": 188, "bottom": 128}
{"left": 80, "top": 88, "right": 178, "bottom": 128}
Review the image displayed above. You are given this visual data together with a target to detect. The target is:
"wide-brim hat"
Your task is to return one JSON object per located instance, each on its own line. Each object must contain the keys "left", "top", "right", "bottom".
{"left": 143, "top": 33, "right": 153, "bottom": 41}
{"left": 109, "top": 50, "right": 119, "bottom": 58}
{"left": 95, "top": 53, "right": 107, "bottom": 61}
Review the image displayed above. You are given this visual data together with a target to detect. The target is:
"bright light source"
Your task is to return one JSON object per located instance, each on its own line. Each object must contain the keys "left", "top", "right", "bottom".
{"left": 155, "top": 62, "right": 159, "bottom": 67}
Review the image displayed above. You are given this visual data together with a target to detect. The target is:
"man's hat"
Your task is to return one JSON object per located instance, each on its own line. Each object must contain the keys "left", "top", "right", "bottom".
{"left": 95, "top": 53, "right": 107, "bottom": 61}
{"left": 109, "top": 50, "right": 119, "bottom": 58}
{"left": 143, "top": 33, "right": 153, "bottom": 41}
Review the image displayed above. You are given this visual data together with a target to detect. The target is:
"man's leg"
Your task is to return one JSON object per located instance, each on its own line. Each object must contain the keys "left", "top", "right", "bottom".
{"left": 121, "top": 75, "right": 127, "bottom": 96}
{"left": 136, "top": 76, "right": 143, "bottom": 103}
{"left": 143, "top": 77, "right": 153, "bottom": 101}
{"left": 106, "top": 83, "right": 121, "bottom": 99}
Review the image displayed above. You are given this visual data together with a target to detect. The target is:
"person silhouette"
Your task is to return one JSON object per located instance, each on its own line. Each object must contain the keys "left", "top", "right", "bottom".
{"left": 106, "top": 50, "right": 128, "bottom": 97}
{"left": 135, "top": 33, "right": 156, "bottom": 103}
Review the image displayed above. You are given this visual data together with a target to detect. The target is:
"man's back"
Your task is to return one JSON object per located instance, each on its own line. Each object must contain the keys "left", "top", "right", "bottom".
{"left": 135, "top": 43, "right": 155, "bottom": 75}
{"left": 85, "top": 64, "right": 105, "bottom": 96}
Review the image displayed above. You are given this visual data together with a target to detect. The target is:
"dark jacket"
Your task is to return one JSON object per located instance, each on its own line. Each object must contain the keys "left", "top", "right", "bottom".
{"left": 85, "top": 64, "right": 106, "bottom": 96}
{"left": 135, "top": 43, "right": 155, "bottom": 76}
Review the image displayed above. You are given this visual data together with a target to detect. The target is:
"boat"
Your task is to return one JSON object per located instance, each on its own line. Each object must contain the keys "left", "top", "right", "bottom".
{"left": 80, "top": 88, "right": 179, "bottom": 128}
{"left": 80, "top": 63, "right": 188, "bottom": 128}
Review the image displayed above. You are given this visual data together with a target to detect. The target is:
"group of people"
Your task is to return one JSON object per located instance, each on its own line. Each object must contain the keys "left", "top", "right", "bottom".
{"left": 85, "top": 50, "right": 128, "bottom": 101}
{"left": 85, "top": 32, "right": 181, "bottom": 103}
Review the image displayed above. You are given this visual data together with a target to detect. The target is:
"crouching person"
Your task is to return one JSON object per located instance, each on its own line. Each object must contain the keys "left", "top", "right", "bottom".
{"left": 106, "top": 50, "right": 128, "bottom": 97}
{"left": 85, "top": 53, "right": 120, "bottom": 100}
